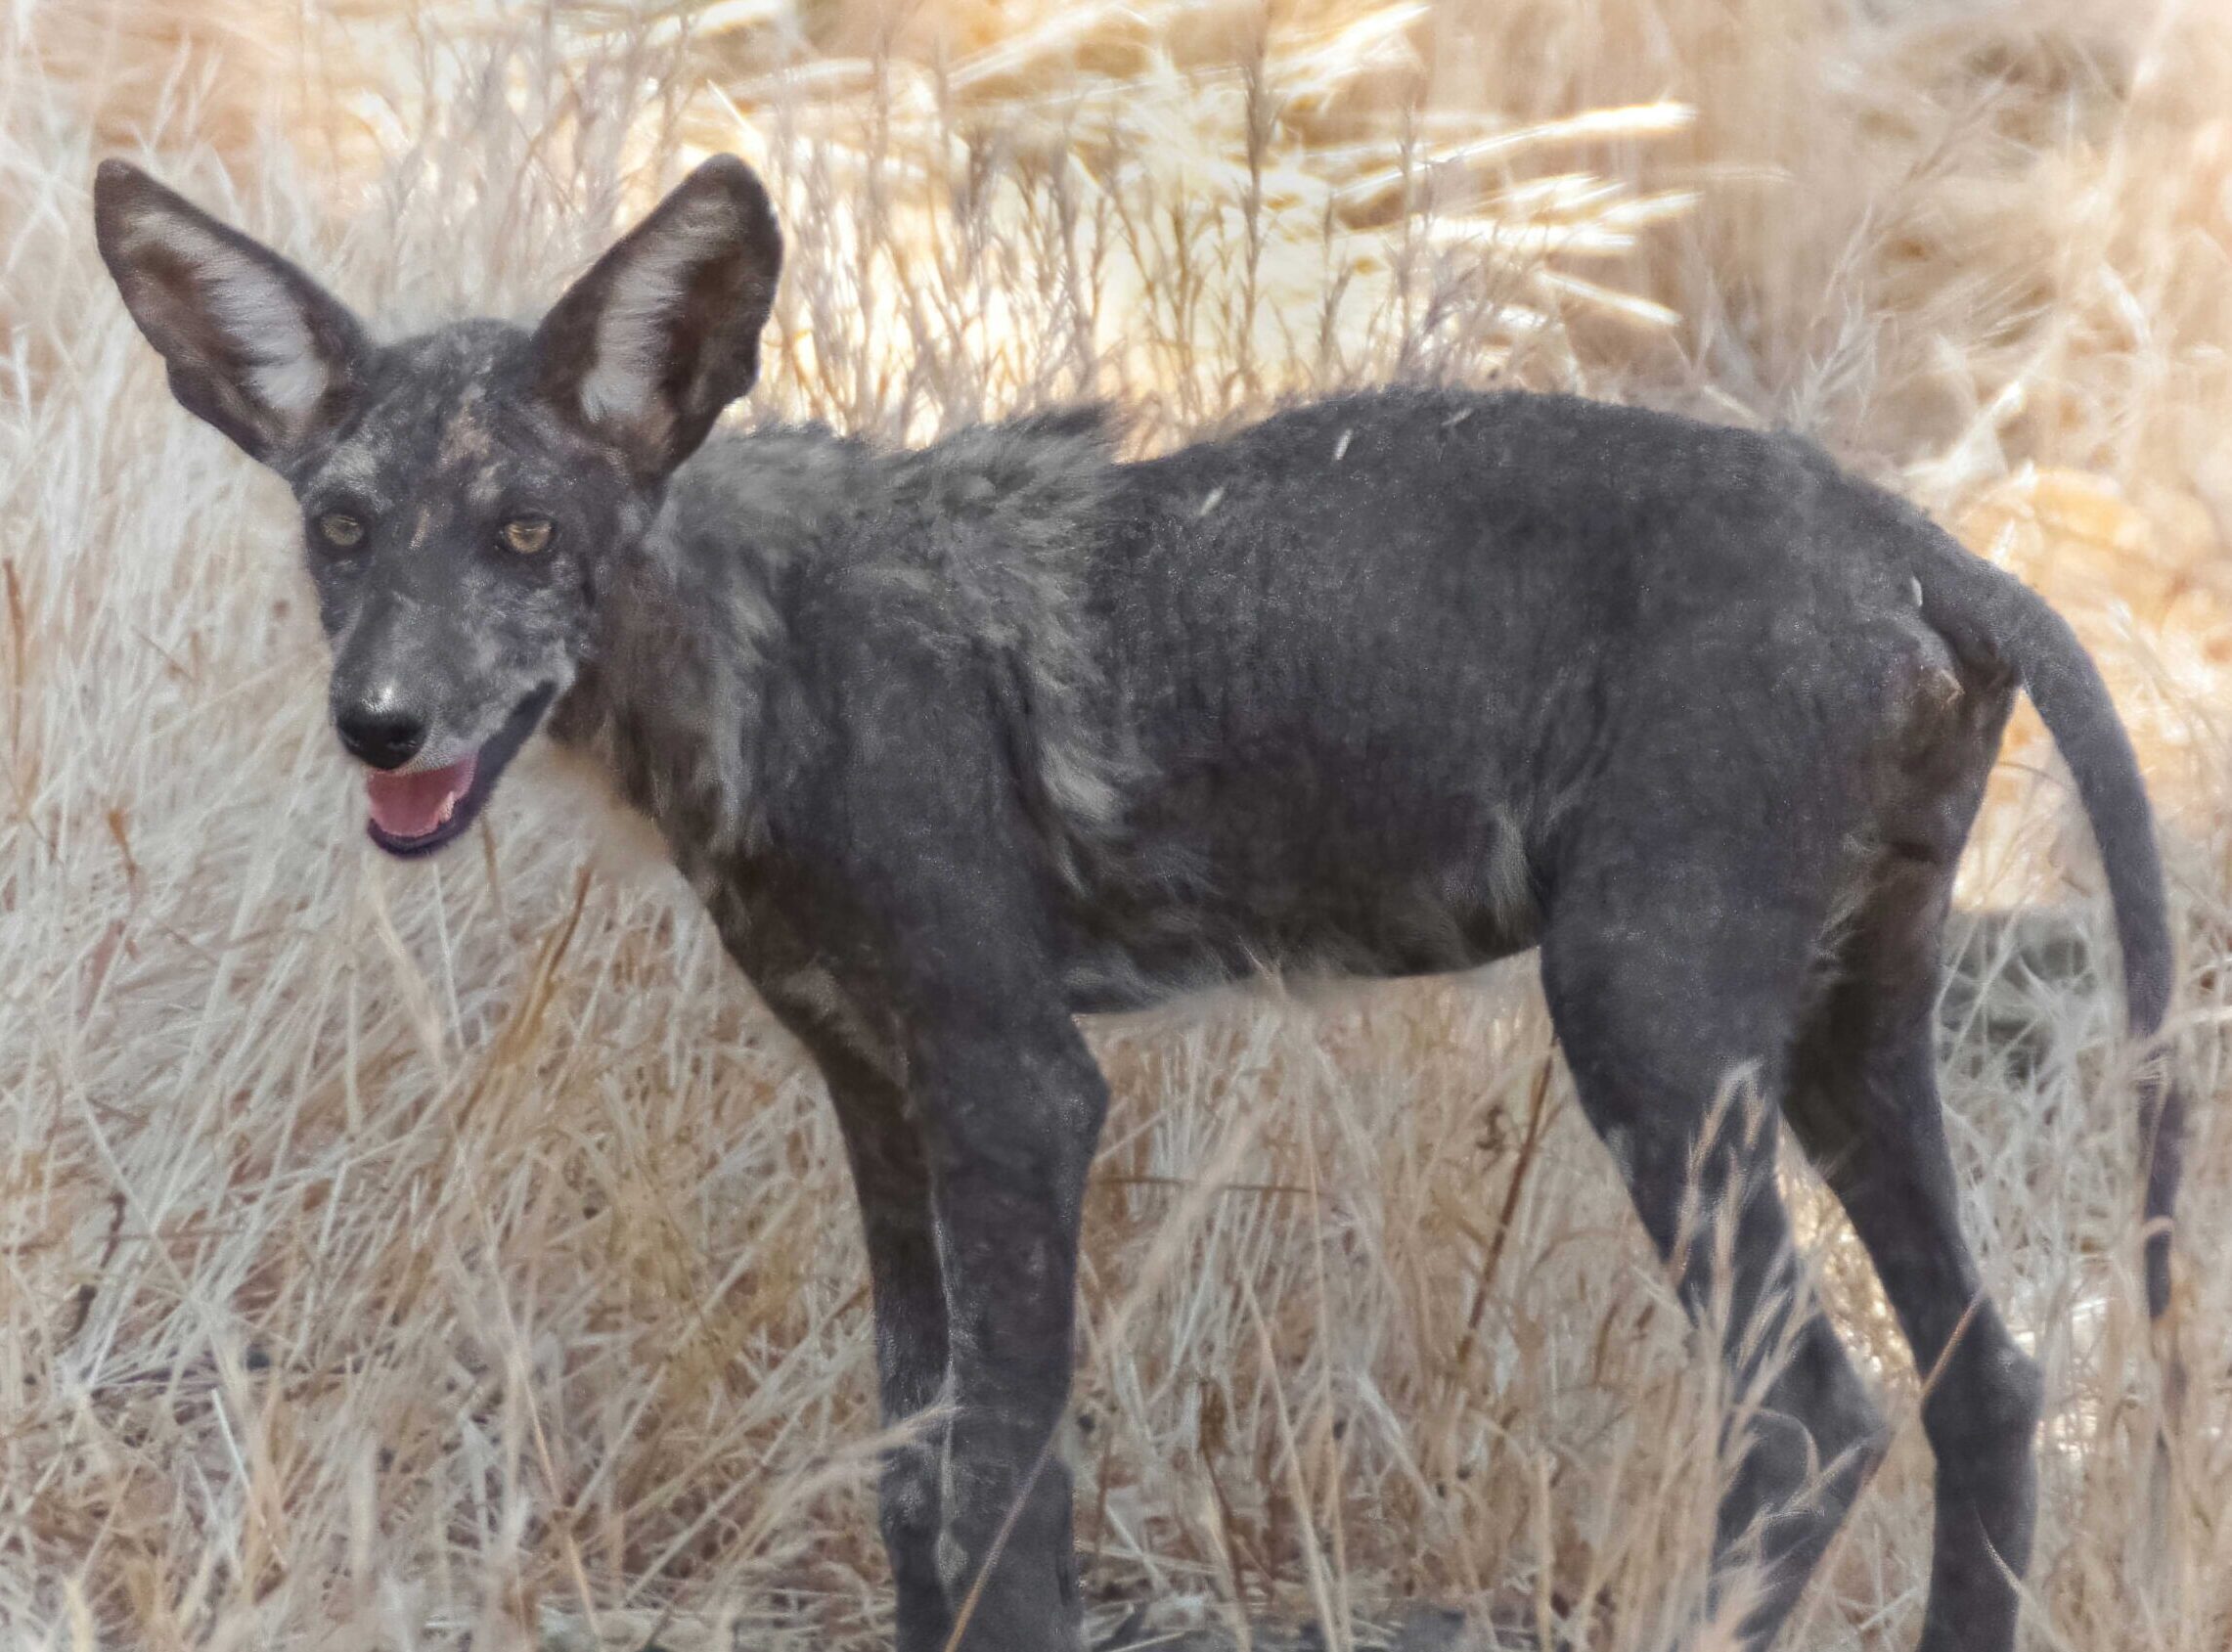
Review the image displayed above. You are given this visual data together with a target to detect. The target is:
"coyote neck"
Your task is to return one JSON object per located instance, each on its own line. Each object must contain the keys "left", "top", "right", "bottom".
{"left": 547, "top": 507, "right": 784, "bottom": 878}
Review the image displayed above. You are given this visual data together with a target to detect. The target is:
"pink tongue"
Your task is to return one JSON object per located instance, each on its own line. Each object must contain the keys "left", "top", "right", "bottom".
{"left": 365, "top": 754, "right": 477, "bottom": 839}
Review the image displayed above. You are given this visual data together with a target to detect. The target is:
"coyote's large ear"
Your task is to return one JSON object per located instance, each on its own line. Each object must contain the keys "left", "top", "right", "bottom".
{"left": 532, "top": 156, "right": 782, "bottom": 480}
{"left": 93, "top": 160, "right": 370, "bottom": 467}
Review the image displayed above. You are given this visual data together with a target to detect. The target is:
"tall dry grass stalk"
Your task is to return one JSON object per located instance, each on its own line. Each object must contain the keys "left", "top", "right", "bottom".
{"left": 1, "top": 1, "right": 2228, "bottom": 1648}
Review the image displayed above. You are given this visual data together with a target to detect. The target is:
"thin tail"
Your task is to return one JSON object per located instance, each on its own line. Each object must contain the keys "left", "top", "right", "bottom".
{"left": 1912, "top": 535, "right": 2183, "bottom": 1325}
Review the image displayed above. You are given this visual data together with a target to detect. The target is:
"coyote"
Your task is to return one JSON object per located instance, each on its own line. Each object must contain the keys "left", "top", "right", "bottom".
{"left": 95, "top": 154, "right": 2181, "bottom": 1652}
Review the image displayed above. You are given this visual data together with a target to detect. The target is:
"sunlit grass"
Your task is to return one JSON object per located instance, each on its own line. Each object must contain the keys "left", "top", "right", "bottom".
{"left": 2, "top": 1, "right": 2228, "bottom": 1647}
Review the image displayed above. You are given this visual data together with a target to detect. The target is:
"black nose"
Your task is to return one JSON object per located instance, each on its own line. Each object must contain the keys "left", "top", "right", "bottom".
{"left": 335, "top": 706, "right": 427, "bottom": 771}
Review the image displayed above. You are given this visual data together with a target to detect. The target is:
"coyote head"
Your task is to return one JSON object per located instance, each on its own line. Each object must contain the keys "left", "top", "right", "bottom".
{"left": 94, "top": 156, "right": 781, "bottom": 856}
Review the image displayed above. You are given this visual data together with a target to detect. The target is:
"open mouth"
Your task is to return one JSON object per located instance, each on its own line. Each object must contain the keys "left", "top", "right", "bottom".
{"left": 361, "top": 687, "right": 556, "bottom": 859}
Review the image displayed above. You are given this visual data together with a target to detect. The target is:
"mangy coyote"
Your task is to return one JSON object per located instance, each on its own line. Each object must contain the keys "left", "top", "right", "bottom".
{"left": 94, "top": 154, "right": 2183, "bottom": 1652}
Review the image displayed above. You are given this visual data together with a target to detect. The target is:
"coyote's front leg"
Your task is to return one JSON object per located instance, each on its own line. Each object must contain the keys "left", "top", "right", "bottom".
{"left": 906, "top": 1007, "right": 1109, "bottom": 1651}
{"left": 753, "top": 968, "right": 959, "bottom": 1652}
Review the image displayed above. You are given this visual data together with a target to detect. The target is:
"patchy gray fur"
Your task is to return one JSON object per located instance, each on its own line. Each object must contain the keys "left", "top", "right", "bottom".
{"left": 96, "top": 155, "right": 2185, "bottom": 1652}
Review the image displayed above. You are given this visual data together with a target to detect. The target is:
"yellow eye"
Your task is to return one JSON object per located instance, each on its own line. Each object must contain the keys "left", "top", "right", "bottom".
{"left": 318, "top": 512, "right": 365, "bottom": 549}
{"left": 501, "top": 516, "right": 554, "bottom": 556}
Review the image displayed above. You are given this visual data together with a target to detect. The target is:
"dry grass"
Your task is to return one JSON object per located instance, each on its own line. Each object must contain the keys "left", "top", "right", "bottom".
{"left": 3, "top": 0, "right": 2230, "bottom": 1647}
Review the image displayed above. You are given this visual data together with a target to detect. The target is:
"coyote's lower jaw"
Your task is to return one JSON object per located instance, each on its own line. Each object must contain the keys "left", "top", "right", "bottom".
{"left": 359, "top": 685, "right": 558, "bottom": 858}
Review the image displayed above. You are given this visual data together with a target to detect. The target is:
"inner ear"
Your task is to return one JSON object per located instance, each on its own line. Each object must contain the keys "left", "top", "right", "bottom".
{"left": 93, "top": 160, "right": 369, "bottom": 467}
{"left": 532, "top": 155, "right": 783, "bottom": 480}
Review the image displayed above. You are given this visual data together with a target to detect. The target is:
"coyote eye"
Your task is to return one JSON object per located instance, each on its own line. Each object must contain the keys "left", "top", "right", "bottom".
{"left": 501, "top": 516, "right": 554, "bottom": 556}
{"left": 317, "top": 512, "right": 365, "bottom": 550}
